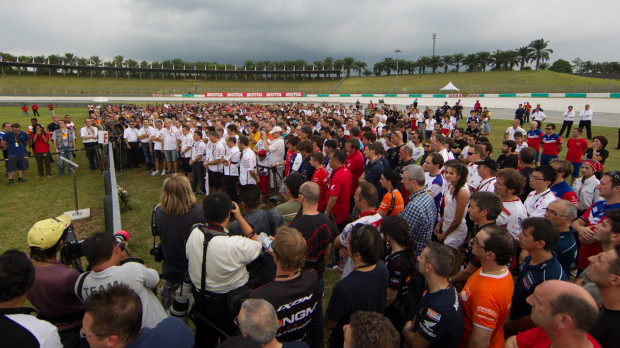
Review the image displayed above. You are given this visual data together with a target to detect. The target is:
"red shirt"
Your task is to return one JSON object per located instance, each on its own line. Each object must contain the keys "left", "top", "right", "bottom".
{"left": 565, "top": 137, "right": 589, "bottom": 162}
{"left": 541, "top": 134, "right": 562, "bottom": 156}
{"left": 328, "top": 166, "right": 352, "bottom": 224}
{"left": 516, "top": 327, "right": 601, "bottom": 348}
{"left": 48, "top": 104, "right": 54, "bottom": 110}
{"left": 32, "top": 104, "right": 39, "bottom": 110}
{"left": 284, "top": 149, "right": 295, "bottom": 176}
{"left": 312, "top": 167, "right": 330, "bottom": 212}
{"left": 345, "top": 149, "right": 365, "bottom": 196}
{"left": 21, "top": 106, "right": 28, "bottom": 112}
{"left": 30, "top": 133, "right": 50, "bottom": 153}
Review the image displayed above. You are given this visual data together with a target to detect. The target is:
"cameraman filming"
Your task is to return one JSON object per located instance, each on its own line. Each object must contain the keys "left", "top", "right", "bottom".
{"left": 74, "top": 232, "right": 167, "bottom": 329}
{"left": 26, "top": 215, "right": 89, "bottom": 348}
{"left": 185, "top": 192, "right": 262, "bottom": 347}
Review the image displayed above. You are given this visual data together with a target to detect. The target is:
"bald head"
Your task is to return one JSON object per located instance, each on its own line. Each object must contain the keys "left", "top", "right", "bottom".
{"left": 299, "top": 181, "right": 320, "bottom": 204}
{"left": 530, "top": 280, "right": 598, "bottom": 332}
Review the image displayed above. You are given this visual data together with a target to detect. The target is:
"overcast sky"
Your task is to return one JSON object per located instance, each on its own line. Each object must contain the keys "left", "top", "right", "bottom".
{"left": 2, "top": 0, "right": 618, "bottom": 65}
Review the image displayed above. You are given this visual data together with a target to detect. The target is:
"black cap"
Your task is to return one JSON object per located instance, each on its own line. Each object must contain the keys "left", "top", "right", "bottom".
{"left": 475, "top": 158, "right": 498, "bottom": 171}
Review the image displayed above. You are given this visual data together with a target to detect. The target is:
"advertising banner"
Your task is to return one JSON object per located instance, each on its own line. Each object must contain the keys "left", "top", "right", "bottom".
{"left": 204, "top": 92, "right": 303, "bottom": 97}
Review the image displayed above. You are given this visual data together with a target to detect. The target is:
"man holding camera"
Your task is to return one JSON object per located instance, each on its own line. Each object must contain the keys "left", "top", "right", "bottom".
{"left": 26, "top": 215, "right": 89, "bottom": 348}
{"left": 185, "top": 193, "right": 263, "bottom": 347}
{"left": 74, "top": 232, "right": 167, "bottom": 329}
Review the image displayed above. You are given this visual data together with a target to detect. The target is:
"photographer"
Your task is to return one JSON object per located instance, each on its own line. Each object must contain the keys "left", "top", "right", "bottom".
{"left": 74, "top": 232, "right": 167, "bottom": 329}
{"left": 26, "top": 215, "right": 89, "bottom": 348}
{"left": 153, "top": 174, "right": 205, "bottom": 310}
{"left": 185, "top": 192, "right": 262, "bottom": 347}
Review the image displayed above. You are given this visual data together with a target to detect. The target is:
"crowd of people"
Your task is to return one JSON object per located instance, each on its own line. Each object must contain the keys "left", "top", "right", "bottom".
{"left": 1, "top": 99, "right": 619, "bottom": 348}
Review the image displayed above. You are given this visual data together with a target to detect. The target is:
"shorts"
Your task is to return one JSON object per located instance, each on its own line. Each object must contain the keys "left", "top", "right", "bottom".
{"left": 443, "top": 224, "right": 468, "bottom": 250}
{"left": 164, "top": 150, "right": 177, "bottom": 162}
{"left": 540, "top": 154, "right": 557, "bottom": 166}
{"left": 535, "top": 151, "right": 540, "bottom": 163}
{"left": 153, "top": 150, "right": 163, "bottom": 160}
{"left": 7, "top": 157, "right": 29, "bottom": 172}
{"left": 571, "top": 161, "right": 582, "bottom": 178}
{"left": 209, "top": 171, "right": 224, "bottom": 189}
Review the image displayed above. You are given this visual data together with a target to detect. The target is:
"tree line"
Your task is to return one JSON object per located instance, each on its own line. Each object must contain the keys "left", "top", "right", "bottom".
{"left": 2, "top": 38, "right": 619, "bottom": 78}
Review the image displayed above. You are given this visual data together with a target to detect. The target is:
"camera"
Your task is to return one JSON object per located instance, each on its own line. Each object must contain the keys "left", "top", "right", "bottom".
{"left": 60, "top": 225, "right": 84, "bottom": 271}
{"left": 150, "top": 243, "right": 164, "bottom": 262}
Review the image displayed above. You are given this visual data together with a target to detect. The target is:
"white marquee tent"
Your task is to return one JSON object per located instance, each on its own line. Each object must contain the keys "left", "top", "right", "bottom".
{"left": 440, "top": 81, "right": 460, "bottom": 91}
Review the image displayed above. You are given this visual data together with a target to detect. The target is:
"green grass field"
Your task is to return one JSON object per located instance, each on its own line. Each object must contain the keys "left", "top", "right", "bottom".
{"left": 1, "top": 105, "right": 617, "bottom": 342}
{"left": 2, "top": 70, "right": 620, "bottom": 95}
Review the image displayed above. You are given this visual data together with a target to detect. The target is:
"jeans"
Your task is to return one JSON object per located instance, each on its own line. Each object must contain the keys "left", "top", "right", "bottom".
{"left": 141, "top": 142, "right": 154, "bottom": 168}
{"left": 192, "top": 162, "right": 206, "bottom": 192}
{"left": 58, "top": 147, "right": 74, "bottom": 176}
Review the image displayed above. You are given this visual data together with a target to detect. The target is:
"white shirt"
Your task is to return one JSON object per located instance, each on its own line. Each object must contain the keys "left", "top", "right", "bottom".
{"left": 563, "top": 110, "right": 576, "bottom": 121}
{"left": 339, "top": 212, "right": 383, "bottom": 278}
{"left": 438, "top": 148, "right": 455, "bottom": 163}
{"left": 505, "top": 126, "right": 526, "bottom": 141}
{"left": 239, "top": 148, "right": 257, "bottom": 185}
{"left": 524, "top": 189, "right": 557, "bottom": 218}
{"left": 573, "top": 175, "right": 603, "bottom": 211}
{"left": 467, "top": 163, "right": 482, "bottom": 191}
{"left": 532, "top": 111, "right": 546, "bottom": 122}
{"left": 496, "top": 198, "right": 528, "bottom": 239}
{"left": 580, "top": 109, "right": 593, "bottom": 121}
{"left": 138, "top": 126, "right": 152, "bottom": 144}
{"left": 162, "top": 128, "right": 178, "bottom": 151}
{"left": 424, "top": 118, "right": 436, "bottom": 131}
{"left": 80, "top": 126, "right": 98, "bottom": 143}
{"left": 150, "top": 128, "right": 163, "bottom": 151}
{"left": 5, "top": 314, "right": 61, "bottom": 348}
{"left": 191, "top": 140, "right": 206, "bottom": 162}
{"left": 186, "top": 227, "right": 262, "bottom": 293}
{"left": 123, "top": 127, "right": 139, "bottom": 143}
{"left": 477, "top": 177, "right": 497, "bottom": 192}
{"left": 516, "top": 141, "right": 528, "bottom": 154}
{"left": 224, "top": 145, "right": 241, "bottom": 176}
{"left": 267, "top": 137, "right": 285, "bottom": 166}
{"left": 209, "top": 141, "right": 226, "bottom": 172}
{"left": 179, "top": 133, "right": 193, "bottom": 158}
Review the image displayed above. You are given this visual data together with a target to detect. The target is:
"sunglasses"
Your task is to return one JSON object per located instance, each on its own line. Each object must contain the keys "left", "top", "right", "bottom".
{"left": 467, "top": 152, "right": 475, "bottom": 155}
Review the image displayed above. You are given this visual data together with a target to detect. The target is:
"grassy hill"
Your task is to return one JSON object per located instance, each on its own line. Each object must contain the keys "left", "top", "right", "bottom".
{"left": 1, "top": 70, "right": 619, "bottom": 95}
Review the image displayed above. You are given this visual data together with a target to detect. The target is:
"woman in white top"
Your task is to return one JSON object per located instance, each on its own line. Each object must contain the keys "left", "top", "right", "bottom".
{"left": 572, "top": 159, "right": 603, "bottom": 215}
{"left": 434, "top": 160, "right": 470, "bottom": 268}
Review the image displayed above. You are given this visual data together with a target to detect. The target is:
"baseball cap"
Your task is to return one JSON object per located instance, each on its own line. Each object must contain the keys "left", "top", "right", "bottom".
{"left": 475, "top": 158, "right": 498, "bottom": 171}
{"left": 269, "top": 126, "right": 283, "bottom": 134}
{"left": 27, "top": 214, "right": 72, "bottom": 249}
{"left": 258, "top": 150, "right": 267, "bottom": 155}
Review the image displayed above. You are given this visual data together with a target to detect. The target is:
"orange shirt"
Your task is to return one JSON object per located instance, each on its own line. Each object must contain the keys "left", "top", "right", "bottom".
{"left": 378, "top": 190, "right": 404, "bottom": 216}
{"left": 459, "top": 267, "right": 513, "bottom": 348}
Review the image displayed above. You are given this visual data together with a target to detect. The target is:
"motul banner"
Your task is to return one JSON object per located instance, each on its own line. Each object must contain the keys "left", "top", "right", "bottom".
{"left": 204, "top": 92, "right": 303, "bottom": 97}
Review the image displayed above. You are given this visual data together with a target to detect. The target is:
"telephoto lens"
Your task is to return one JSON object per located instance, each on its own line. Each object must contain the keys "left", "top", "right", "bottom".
{"left": 169, "top": 281, "right": 194, "bottom": 323}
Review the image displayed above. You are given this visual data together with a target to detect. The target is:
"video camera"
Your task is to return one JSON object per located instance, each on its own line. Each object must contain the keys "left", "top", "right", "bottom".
{"left": 60, "top": 228, "right": 130, "bottom": 272}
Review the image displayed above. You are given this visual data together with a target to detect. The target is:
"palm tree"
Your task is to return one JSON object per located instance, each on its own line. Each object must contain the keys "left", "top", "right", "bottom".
{"left": 516, "top": 46, "right": 534, "bottom": 70}
{"left": 528, "top": 38, "right": 553, "bottom": 70}
{"left": 476, "top": 51, "right": 491, "bottom": 71}
{"left": 504, "top": 50, "right": 519, "bottom": 70}
{"left": 572, "top": 58, "right": 584, "bottom": 73}
{"left": 416, "top": 56, "right": 431, "bottom": 74}
{"left": 354, "top": 61, "right": 367, "bottom": 76}
{"left": 381, "top": 57, "right": 396, "bottom": 75}
{"left": 429, "top": 55, "right": 443, "bottom": 73}
{"left": 490, "top": 50, "right": 505, "bottom": 70}
{"left": 342, "top": 57, "right": 356, "bottom": 77}
{"left": 373, "top": 61, "right": 385, "bottom": 76}
{"left": 463, "top": 54, "right": 478, "bottom": 72}
{"left": 441, "top": 55, "right": 453, "bottom": 73}
{"left": 452, "top": 53, "right": 465, "bottom": 72}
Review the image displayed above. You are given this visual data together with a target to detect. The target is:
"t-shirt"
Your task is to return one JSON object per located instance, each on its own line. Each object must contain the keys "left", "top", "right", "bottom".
{"left": 477, "top": 177, "right": 497, "bottom": 193}
{"left": 223, "top": 146, "right": 241, "bottom": 176}
{"left": 339, "top": 211, "right": 383, "bottom": 277}
{"left": 385, "top": 250, "right": 413, "bottom": 310}
{"left": 584, "top": 148, "right": 609, "bottom": 165}
{"left": 155, "top": 205, "right": 205, "bottom": 283}
{"left": 511, "top": 256, "right": 567, "bottom": 320}
{"left": 524, "top": 189, "right": 557, "bottom": 218}
{"left": 150, "top": 128, "right": 163, "bottom": 151}
{"left": 274, "top": 201, "right": 301, "bottom": 225}
{"left": 250, "top": 270, "right": 320, "bottom": 342}
{"left": 460, "top": 268, "right": 513, "bottom": 348}
{"left": 497, "top": 154, "right": 518, "bottom": 169}
{"left": 517, "top": 327, "right": 601, "bottom": 348}
{"left": 2, "top": 131, "right": 29, "bottom": 156}
{"left": 327, "top": 166, "right": 352, "bottom": 224}
{"left": 345, "top": 150, "right": 365, "bottom": 196}
{"left": 424, "top": 173, "right": 444, "bottom": 214}
{"left": 326, "top": 263, "right": 389, "bottom": 348}
{"left": 31, "top": 133, "right": 51, "bottom": 154}
{"left": 379, "top": 190, "right": 405, "bottom": 216}
{"left": 589, "top": 306, "right": 620, "bottom": 348}
{"left": 125, "top": 317, "right": 194, "bottom": 348}
{"left": 76, "top": 262, "right": 167, "bottom": 328}
{"left": 161, "top": 128, "right": 178, "bottom": 151}
{"left": 541, "top": 133, "right": 562, "bottom": 156}
{"left": 554, "top": 231, "right": 578, "bottom": 276}
{"left": 467, "top": 163, "right": 482, "bottom": 191}
{"left": 578, "top": 201, "right": 620, "bottom": 269}
{"left": 550, "top": 181, "right": 578, "bottom": 207}
{"left": 526, "top": 129, "right": 543, "bottom": 151}
{"left": 565, "top": 137, "right": 589, "bottom": 162}
{"left": 290, "top": 213, "right": 337, "bottom": 279}
{"left": 311, "top": 167, "right": 330, "bottom": 212}
{"left": 27, "top": 262, "right": 84, "bottom": 332}
{"left": 413, "top": 285, "right": 463, "bottom": 348}
{"left": 1, "top": 311, "right": 62, "bottom": 348}
{"left": 496, "top": 198, "right": 527, "bottom": 239}
{"left": 239, "top": 148, "right": 257, "bottom": 185}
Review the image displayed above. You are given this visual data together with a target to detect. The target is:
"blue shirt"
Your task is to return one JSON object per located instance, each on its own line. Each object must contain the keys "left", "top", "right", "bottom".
{"left": 413, "top": 284, "right": 463, "bottom": 348}
{"left": 364, "top": 158, "right": 384, "bottom": 199}
{"left": 511, "top": 255, "right": 568, "bottom": 320}
{"left": 554, "top": 230, "right": 577, "bottom": 276}
{"left": 400, "top": 189, "right": 437, "bottom": 263}
{"left": 1, "top": 131, "right": 29, "bottom": 157}
{"left": 125, "top": 317, "right": 194, "bottom": 348}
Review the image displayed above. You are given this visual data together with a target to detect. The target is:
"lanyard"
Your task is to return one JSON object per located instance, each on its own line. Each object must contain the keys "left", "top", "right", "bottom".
{"left": 532, "top": 190, "right": 552, "bottom": 208}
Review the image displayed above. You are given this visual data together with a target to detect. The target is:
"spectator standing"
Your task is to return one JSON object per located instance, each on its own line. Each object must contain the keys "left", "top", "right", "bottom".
{"left": 32, "top": 103, "right": 40, "bottom": 117}
{"left": 239, "top": 136, "right": 259, "bottom": 186}
{"left": 190, "top": 131, "right": 206, "bottom": 194}
{"left": 138, "top": 119, "right": 154, "bottom": 170}
{"left": 558, "top": 105, "right": 576, "bottom": 137}
{"left": 515, "top": 103, "right": 526, "bottom": 125}
{"left": 505, "top": 119, "right": 526, "bottom": 141}
{"left": 222, "top": 136, "right": 241, "bottom": 202}
{"left": 588, "top": 245, "right": 620, "bottom": 347}
{"left": 378, "top": 169, "right": 405, "bottom": 217}
{"left": 324, "top": 149, "right": 352, "bottom": 231}
{"left": 504, "top": 280, "right": 600, "bottom": 348}
{"left": 48, "top": 103, "right": 55, "bottom": 116}
{"left": 309, "top": 152, "right": 329, "bottom": 212}
{"left": 495, "top": 169, "right": 527, "bottom": 239}
{"left": 573, "top": 159, "right": 603, "bottom": 216}
{"left": 52, "top": 120, "right": 76, "bottom": 177}
{"left": 423, "top": 153, "right": 444, "bottom": 213}
{"left": 362, "top": 141, "right": 385, "bottom": 199}
{"left": 579, "top": 104, "right": 594, "bottom": 139}
{"left": 582, "top": 135, "right": 609, "bottom": 166}
{"left": 549, "top": 159, "right": 579, "bottom": 206}
{"left": 518, "top": 147, "right": 537, "bottom": 202}
{"left": 1, "top": 123, "right": 30, "bottom": 185}
{"left": 30, "top": 124, "right": 52, "bottom": 178}
{"left": 459, "top": 226, "right": 514, "bottom": 348}
{"left": 565, "top": 128, "right": 589, "bottom": 184}
{"left": 497, "top": 140, "right": 518, "bottom": 169}
{"left": 21, "top": 104, "right": 29, "bottom": 117}
{"left": 344, "top": 138, "right": 365, "bottom": 203}
{"left": 0, "top": 250, "right": 62, "bottom": 348}
{"left": 475, "top": 157, "right": 498, "bottom": 192}
{"left": 154, "top": 175, "right": 205, "bottom": 310}
{"left": 544, "top": 199, "right": 579, "bottom": 276}
{"left": 526, "top": 121, "right": 543, "bottom": 164}
{"left": 344, "top": 311, "right": 399, "bottom": 348}
{"left": 80, "top": 119, "right": 98, "bottom": 170}
{"left": 540, "top": 123, "right": 563, "bottom": 166}
{"left": 523, "top": 166, "right": 558, "bottom": 218}
{"left": 532, "top": 107, "right": 547, "bottom": 128}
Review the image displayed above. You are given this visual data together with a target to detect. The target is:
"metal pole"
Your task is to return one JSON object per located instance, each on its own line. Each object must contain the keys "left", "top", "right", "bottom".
{"left": 395, "top": 49, "right": 401, "bottom": 92}
{"left": 72, "top": 167, "right": 79, "bottom": 212}
{"left": 432, "top": 33, "right": 437, "bottom": 56}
